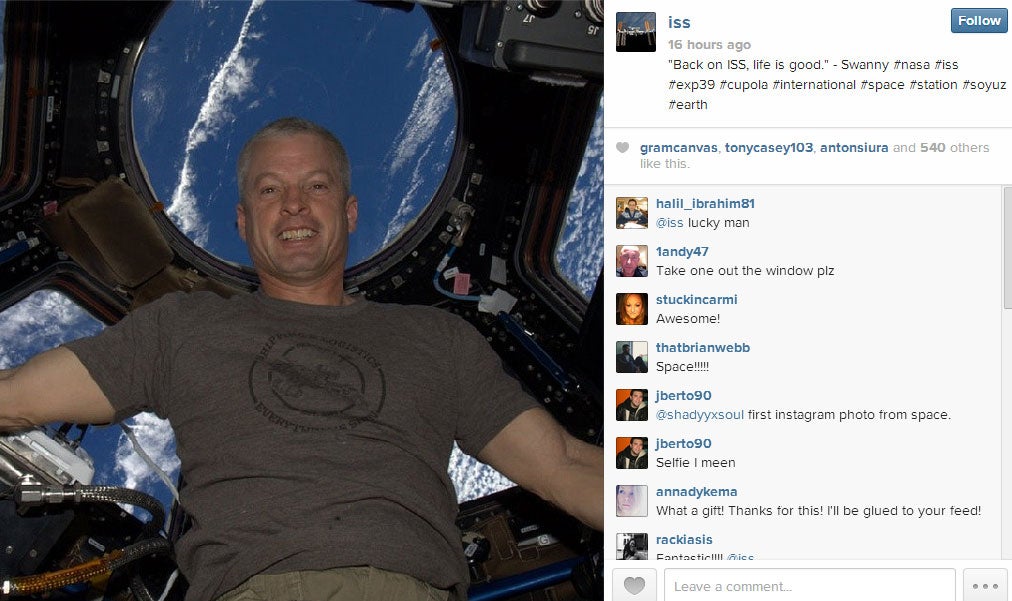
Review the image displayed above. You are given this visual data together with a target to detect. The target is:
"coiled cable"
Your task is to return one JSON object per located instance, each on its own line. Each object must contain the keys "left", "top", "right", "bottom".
{"left": 2, "top": 537, "right": 170, "bottom": 596}
{"left": 3, "top": 478, "right": 173, "bottom": 598}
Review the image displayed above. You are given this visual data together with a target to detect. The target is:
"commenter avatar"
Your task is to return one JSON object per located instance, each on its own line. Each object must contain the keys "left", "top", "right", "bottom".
{"left": 616, "top": 437, "right": 648, "bottom": 469}
{"left": 616, "top": 245, "right": 648, "bottom": 277}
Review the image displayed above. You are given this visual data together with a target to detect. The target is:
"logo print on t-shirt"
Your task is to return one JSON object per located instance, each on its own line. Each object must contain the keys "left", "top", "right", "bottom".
{"left": 249, "top": 333, "right": 386, "bottom": 431}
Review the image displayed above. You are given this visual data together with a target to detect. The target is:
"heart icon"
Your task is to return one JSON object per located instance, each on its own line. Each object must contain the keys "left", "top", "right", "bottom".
{"left": 616, "top": 141, "right": 630, "bottom": 153}
{"left": 624, "top": 576, "right": 646, "bottom": 595}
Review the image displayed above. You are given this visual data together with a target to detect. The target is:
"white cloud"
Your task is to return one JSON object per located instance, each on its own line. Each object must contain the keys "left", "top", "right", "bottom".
{"left": 554, "top": 99, "right": 604, "bottom": 297}
{"left": 382, "top": 49, "right": 455, "bottom": 244}
{"left": 167, "top": 0, "right": 265, "bottom": 247}
{"left": 137, "top": 72, "right": 167, "bottom": 146}
{"left": 139, "top": 84, "right": 166, "bottom": 121}
{"left": 448, "top": 444, "right": 513, "bottom": 502}
{"left": 362, "top": 21, "right": 380, "bottom": 46}
{"left": 0, "top": 291, "right": 102, "bottom": 369}
{"left": 404, "top": 31, "right": 429, "bottom": 71}
{"left": 114, "top": 412, "right": 180, "bottom": 518}
{"left": 386, "top": 50, "right": 454, "bottom": 176}
{"left": 382, "top": 127, "right": 454, "bottom": 247}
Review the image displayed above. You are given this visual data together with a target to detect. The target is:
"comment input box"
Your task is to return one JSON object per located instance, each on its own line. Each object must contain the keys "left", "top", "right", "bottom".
{"left": 664, "top": 568, "right": 955, "bottom": 600}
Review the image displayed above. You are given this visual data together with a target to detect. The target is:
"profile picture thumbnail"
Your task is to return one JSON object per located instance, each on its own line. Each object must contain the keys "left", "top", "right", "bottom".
{"left": 616, "top": 197, "right": 648, "bottom": 228}
{"left": 617, "top": 292, "right": 647, "bottom": 325}
{"left": 616, "top": 245, "right": 648, "bottom": 277}
{"left": 616, "top": 341, "right": 648, "bottom": 373}
{"left": 618, "top": 533, "right": 648, "bottom": 559}
{"left": 616, "top": 12, "right": 656, "bottom": 52}
{"left": 616, "top": 389, "right": 648, "bottom": 421}
{"left": 617, "top": 484, "right": 648, "bottom": 517}
{"left": 616, "top": 436, "right": 648, "bottom": 469}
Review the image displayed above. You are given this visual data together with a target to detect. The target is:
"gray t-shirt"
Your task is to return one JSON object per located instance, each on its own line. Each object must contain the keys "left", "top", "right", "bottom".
{"left": 66, "top": 291, "right": 537, "bottom": 601}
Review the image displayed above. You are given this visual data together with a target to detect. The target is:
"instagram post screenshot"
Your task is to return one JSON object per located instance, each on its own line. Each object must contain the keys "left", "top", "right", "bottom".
{"left": 0, "top": 2, "right": 1009, "bottom": 601}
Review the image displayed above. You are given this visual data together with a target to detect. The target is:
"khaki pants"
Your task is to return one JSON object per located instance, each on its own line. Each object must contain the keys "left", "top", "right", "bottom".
{"left": 216, "top": 566, "right": 450, "bottom": 601}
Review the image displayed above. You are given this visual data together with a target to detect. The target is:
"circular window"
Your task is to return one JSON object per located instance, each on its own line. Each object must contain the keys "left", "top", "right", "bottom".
{"left": 132, "top": 1, "right": 456, "bottom": 268}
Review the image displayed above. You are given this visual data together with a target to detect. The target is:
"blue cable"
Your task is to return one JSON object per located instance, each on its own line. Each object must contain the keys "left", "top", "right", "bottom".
{"left": 432, "top": 246, "right": 481, "bottom": 302}
{"left": 0, "top": 239, "right": 31, "bottom": 266}
{"left": 468, "top": 556, "right": 585, "bottom": 601}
